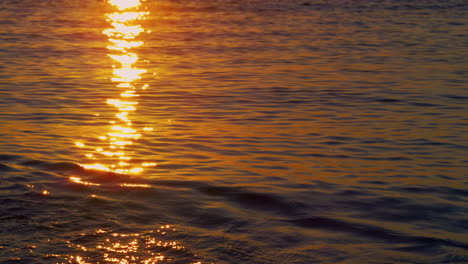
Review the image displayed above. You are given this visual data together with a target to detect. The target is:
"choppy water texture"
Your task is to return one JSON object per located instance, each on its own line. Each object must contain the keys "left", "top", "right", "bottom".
{"left": 0, "top": 0, "right": 467, "bottom": 263}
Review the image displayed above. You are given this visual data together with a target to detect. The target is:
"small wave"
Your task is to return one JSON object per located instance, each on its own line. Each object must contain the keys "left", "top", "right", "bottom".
{"left": 196, "top": 184, "right": 306, "bottom": 216}
{"left": 284, "top": 216, "right": 468, "bottom": 250}
{"left": 409, "top": 102, "right": 440, "bottom": 107}
{"left": 0, "top": 163, "right": 19, "bottom": 172}
{"left": 19, "top": 160, "right": 84, "bottom": 173}
{"left": 1, "top": 156, "right": 151, "bottom": 188}
{"left": 399, "top": 139, "right": 465, "bottom": 149}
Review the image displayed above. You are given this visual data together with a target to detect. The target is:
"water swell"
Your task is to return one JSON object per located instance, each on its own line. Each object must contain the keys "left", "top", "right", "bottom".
{"left": 284, "top": 216, "right": 468, "bottom": 251}
{"left": 1, "top": 152, "right": 467, "bottom": 262}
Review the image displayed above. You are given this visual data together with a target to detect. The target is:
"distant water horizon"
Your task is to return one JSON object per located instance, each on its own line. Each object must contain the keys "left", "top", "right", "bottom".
{"left": 0, "top": 0, "right": 467, "bottom": 263}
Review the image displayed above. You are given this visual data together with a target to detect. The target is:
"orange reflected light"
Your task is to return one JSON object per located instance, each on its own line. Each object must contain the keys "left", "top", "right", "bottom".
{"left": 114, "top": 167, "right": 144, "bottom": 174}
{"left": 116, "top": 112, "right": 130, "bottom": 122}
{"left": 121, "top": 90, "right": 140, "bottom": 97}
{"left": 107, "top": 39, "right": 144, "bottom": 51}
{"left": 112, "top": 140, "right": 133, "bottom": 146}
{"left": 107, "top": 133, "right": 141, "bottom": 139}
{"left": 107, "top": 99, "right": 138, "bottom": 108}
{"left": 142, "top": 162, "right": 157, "bottom": 167}
{"left": 78, "top": 0, "right": 152, "bottom": 175}
{"left": 130, "top": 167, "right": 144, "bottom": 174}
{"left": 111, "top": 125, "right": 136, "bottom": 133}
{"left": 68, "top": 229, "right": 195, "bottom": 264}
{"left": 109, "top": 53, "right": 139, "bottom": 65}
{"left": 143, "top": 256, "right": 166, "bottom": 263}
{"left": 108, "top": 0, "right": 141, "bottom": 10}
{"left": 117, "top": 83, "right": 132, "bottom": 88}
{"left": 101, "top": 151, "right": 125, "bottom": 157}
{"left": 70, "top": 176, "right": 102, "bottom": 186}
{"left": 80, "top": 164, "right": 111, "bottom": 172}
{"left": 120, "top": 183, "right": 151, "bottom": 188}
{"left": 72, "top": 256, "right": 91, "bottom": 264}
{"left": 107, "top": 12, "right": 148, "bottom": 22}
{"left": 104, "top": 23, "right": 144, "bottom": 39}
{"left": 112, "top": 67, "right": 147, "bottom": 82}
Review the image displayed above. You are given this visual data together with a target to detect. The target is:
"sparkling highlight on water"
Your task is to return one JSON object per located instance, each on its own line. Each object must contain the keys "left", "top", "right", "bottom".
{"left": 75, "top": 0, "right": 155, "bottom": 175}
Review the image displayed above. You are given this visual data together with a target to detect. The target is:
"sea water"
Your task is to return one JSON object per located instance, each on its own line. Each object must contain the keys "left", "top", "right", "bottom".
{"left": 0, "top": 0, "right": 467, "bottom": 263}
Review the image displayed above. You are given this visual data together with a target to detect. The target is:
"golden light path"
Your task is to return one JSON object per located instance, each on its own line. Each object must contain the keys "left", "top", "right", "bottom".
{"left": 75, "top": 0, "right": 156, "bottom": 175}
{"left": 68, "top": 2, "right": 204, "bottom": 263}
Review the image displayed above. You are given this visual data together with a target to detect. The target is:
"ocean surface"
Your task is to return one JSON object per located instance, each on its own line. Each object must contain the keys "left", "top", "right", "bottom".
{"left": 0, "top": 0, "right": 467, "bottom": 263}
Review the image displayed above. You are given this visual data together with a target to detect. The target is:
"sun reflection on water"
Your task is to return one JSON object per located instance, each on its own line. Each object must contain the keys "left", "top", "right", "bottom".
{"left": 67, "top": 226, "right": 203, "bottom": 264}
{"left": 67, "top": 2, "right": 206, "bottom": 262}
{"left": 109, "top": 0, "right": 143, "bottom": 11}
{"left": 75, "top": 0, "right": 155, "bottom": 175}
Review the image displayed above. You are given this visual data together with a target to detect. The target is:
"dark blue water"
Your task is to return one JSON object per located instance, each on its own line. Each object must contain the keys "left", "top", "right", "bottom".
{"left": 0, "top": 0, "right": 467, "bottom": 263}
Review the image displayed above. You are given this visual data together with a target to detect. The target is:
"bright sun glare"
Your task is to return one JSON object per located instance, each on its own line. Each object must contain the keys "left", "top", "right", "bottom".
{"left": 108, "top": 0, "right": 142, "bottom": 10}
{"left": 74, "top": 0, "right": 154, "bottom": 175}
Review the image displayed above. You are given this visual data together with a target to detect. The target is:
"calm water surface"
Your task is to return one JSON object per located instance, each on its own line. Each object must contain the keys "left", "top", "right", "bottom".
{"left": 0, "top": 0, "right": 467, "bottom": 263}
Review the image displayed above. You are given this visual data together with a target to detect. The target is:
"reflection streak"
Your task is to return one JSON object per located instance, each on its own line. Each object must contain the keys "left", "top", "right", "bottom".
{"left": 76, "top": 0, "right": 155, "bottom": 175}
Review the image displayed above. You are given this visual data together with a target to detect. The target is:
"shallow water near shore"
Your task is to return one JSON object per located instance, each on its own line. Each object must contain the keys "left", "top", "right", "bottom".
{"left": 0, "top": 0, "right": 467, "bottom": 263}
